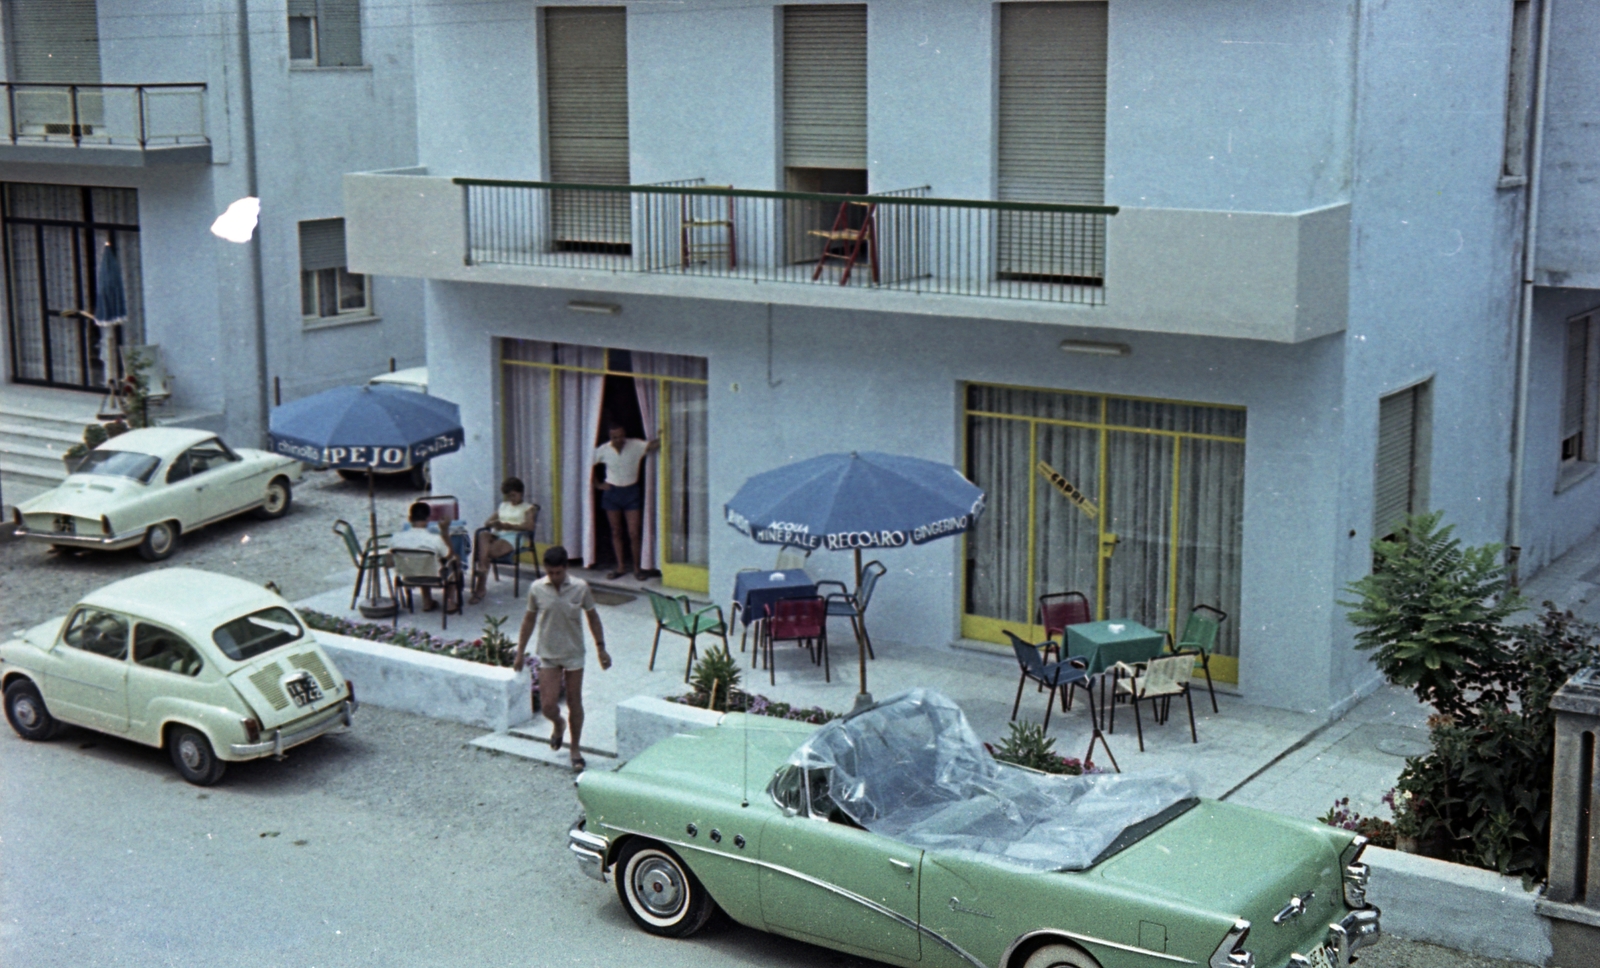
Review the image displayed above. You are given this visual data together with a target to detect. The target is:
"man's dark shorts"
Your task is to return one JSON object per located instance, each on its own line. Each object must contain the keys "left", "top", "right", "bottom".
{"left": 601, "top": 481, "right": 644, "bottom": 512}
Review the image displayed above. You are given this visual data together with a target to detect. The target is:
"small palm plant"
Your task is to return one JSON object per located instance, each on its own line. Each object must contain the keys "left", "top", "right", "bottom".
{"left": 688, "top": 646, "right": 742, "bottom": 712}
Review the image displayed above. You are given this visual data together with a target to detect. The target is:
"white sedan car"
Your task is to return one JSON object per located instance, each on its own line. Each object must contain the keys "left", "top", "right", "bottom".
{"left": 0, "top": 569, "right": 355, "bottom": 785}
{"left": 11, "top": 427, "right": 302, "bottom": 561}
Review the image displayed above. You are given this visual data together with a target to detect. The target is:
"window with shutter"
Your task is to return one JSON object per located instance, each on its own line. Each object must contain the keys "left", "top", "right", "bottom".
{"left": 1374, "top": 382, "right": 1432, "bottom": 541}
{"left": 298, "top": 219, "right": 369, "bottom": 322}
{"left": 782, "top": 5, "right": 867, "bottom": 171}
{"left": 7, "top": 0, "right": 102, "bottom": 84}
{"left": 1563, "top": 314, "right": 1598, "bottom": 465}
{"left": 286, "top": 0, "right": 362, "bottom": 67}
{"left": 544, "top": 6, "right": 630, "bottom": 252}
{"left": 997, "top": 1, "right": 1106, "bottom": 282}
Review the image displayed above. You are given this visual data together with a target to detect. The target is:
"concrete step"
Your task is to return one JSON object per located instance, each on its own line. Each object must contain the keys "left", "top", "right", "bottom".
{"left": 0, "top": 439, "right": 71, "bottom": 477}
{"left": 471, "top": 729, "right": 618, "bottom": 769}
{"left": 0, "top": 404, "right": 95, "bottom": 436}
{"left": 0, "top": 465, "right": 60, "bottom": 508}
{"left": 0, "top": 420, "right": 81, "bottom": 447}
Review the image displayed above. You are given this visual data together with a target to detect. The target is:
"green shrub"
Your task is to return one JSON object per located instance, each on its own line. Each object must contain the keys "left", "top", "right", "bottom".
{"left": 1342, "top": 512, "right": 1600, "bottom": 881}
{"left": 990, "top": 720, "right": 1087, "bottom": 775}
{"left": 688, "top": 646, "right": 741, "bottom": 712}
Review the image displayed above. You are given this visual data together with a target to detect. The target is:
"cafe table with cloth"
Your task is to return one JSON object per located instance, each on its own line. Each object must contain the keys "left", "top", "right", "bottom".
{"left": 732, "top": 569, "right": 816, "bottom": 626}
{"left": 1065, "top": 619, "right": 1168, "bottom": 728}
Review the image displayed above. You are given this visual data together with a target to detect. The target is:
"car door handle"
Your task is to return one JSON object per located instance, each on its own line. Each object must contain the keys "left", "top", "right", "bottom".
{"left": 888, "top": 858, "right": 913, "bottom": 872}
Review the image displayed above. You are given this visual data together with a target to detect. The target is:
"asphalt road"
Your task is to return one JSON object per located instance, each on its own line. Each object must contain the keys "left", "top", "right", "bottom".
{"left": 0, "top": 703, "right": 1527, "bottom": 968}
{"left": 0, "top": 473, "right": 1526, "bottom": 968}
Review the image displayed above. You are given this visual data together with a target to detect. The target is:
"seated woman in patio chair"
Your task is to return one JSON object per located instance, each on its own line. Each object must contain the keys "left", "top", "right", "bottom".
{"left": 391, "top": 501, "right": 462, "bottom": 612}
{"left": 468, "top": 477, "right": 538, "bottom": 603}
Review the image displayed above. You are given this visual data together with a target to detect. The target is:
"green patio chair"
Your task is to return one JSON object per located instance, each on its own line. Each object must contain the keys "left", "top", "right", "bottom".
{"left": 646, "top": 590, "right": 730, "bottom": 683}
{"left": 334, "top": 519, "right": 392, "bottom": 608}
{"left": 1159, "top": 604, "right": 1226, "bottom": 713}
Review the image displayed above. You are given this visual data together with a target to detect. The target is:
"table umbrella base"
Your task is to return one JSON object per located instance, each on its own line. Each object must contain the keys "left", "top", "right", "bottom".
{"left": 851, "top": 691, "right": 876, "bottom": 713}
{"left": 359, "top": 597, "right": 398, "bottom": 620}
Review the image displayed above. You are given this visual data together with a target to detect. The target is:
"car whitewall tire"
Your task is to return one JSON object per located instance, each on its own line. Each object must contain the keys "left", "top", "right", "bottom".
{"left": 615, "top": 840, "right": 717, "bottom": 938}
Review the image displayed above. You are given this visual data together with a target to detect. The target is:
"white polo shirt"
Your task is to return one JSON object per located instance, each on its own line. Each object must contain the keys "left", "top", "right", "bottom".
{"left": 593, "top": 438, "right": 649, "bottom": 487}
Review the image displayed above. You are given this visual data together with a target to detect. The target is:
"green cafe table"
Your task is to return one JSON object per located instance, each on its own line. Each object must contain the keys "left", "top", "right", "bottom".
{"left": 1065, "top": 619, "right": 1168, "bottom": 731}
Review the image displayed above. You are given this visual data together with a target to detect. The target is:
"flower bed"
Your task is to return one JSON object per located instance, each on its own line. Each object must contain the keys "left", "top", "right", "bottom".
{"left": 300, "top": 608, "right": 532, "bottom": 671}
{"left": 669, "top": 690, "right": 840, "bottom": 725}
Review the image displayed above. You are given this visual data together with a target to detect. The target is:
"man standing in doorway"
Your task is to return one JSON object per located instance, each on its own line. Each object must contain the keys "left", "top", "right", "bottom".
{"left": 593, "top": 423, "right": 659, "bottom": 580}
{"left": 513, "top": 546, "right": 610, "bottom": 772}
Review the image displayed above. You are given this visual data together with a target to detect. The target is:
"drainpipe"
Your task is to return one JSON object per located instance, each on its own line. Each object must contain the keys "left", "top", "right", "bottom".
{"left": 234, "top": 0, "right": 270, "bottom": 445}
{"left": 1508, "top": 0, "right": 1553, "bottom": 586}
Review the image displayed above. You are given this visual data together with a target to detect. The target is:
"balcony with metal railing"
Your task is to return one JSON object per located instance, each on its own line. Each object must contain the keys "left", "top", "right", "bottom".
{"left": 0, "top": 83, "right": 211, "bottom": 166}
{"left": 459, "top": 178, "right": 1113, "bottom": 307}
{"left": 345, "top": 167, "right": 1352, "bottom": 342}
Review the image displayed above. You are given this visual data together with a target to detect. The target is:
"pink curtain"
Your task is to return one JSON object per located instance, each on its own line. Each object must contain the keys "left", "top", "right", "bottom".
{"left": 634, "top": 376, "right": 660, "bottom": 571}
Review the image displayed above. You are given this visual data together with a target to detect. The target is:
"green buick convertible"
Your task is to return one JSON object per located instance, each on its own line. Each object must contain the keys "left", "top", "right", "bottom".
{"left": 569, "top": 690, "right": 1379, "bottom": 968}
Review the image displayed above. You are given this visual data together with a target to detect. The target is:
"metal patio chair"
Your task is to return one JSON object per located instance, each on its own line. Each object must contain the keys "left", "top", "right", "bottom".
{"left": 1003, "top": 630, "right": 1089, "bottom": 731}
{"left": 334, "top": 519, "right": 391, "bottom": 608}
{"left": 816, "top": 559, "right": 886, "bottom": 661}
{"left": 762, "top": 597, "right": 829, "bottom": 686}
{"left": 647, "top": 590, "right": 730, "bottom": 683}
{"left": 1158, "top": 604, "right": 1227, "bottom": 713}
{"left": 1111, "top": 650, "right": 1201, "bottom": 751}
{"left": 391, "top": 548, "right": 463, "bottom": 630}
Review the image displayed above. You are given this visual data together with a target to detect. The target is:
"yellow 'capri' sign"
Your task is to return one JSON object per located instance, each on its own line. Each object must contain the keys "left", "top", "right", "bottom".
{"left": 1036, "top": 461, "right": 1099, "bottom": 520}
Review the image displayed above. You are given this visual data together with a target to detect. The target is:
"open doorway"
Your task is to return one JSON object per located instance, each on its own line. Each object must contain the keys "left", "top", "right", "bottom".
{"left": 590, "top": 349, "right": 651, "bottom": 575}
{"left": 785, "top": 167, "right": 867, "bottom": 266}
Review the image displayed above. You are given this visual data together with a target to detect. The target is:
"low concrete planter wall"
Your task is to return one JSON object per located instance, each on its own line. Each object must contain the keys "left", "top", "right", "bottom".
{"left": 314, "top": 631, "right": 534, "bottom": 732}
{"left": 1366, "top": 846, "right": 1551, "bottom": 965}
{"left": 615, "top": 695, "right": 723, "bottom": 762}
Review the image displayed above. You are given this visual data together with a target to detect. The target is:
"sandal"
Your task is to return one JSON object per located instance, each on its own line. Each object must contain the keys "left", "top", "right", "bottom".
{"left": 549, "top": 718, "right": 565, "bottom": 752}
{"left": 606, "top": 569, "right": 627, "bottom": 580}
{"left": 467, "top": 590, "right": 485, "bottom": 605}
{"left": 570, "top": 755, "right": 587, "bottom": 773}
{"left": 422, "top": 599, "right": 439, "bottom": 612}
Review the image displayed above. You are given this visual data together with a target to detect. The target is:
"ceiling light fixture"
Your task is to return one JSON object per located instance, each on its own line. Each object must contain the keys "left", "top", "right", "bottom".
{"left": 1059, "top": 339, "right": 1131, "bottom": 357}
{"left": 567, "top": 300, "right": 620, "bottom": 315}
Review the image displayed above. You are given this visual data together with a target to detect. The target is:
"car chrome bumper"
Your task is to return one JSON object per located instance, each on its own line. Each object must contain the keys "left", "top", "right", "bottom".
{"left": 13, "top": 527, "right": 143, "bottom": 550}
{"left": 1286, "top": 909, "right": 1381, "bottom": 968}
{"left": 229, "top": 699, "right": 356, "bottom": 758}
{"left": 569, "top": 816, "right": 610, "bottom": 883}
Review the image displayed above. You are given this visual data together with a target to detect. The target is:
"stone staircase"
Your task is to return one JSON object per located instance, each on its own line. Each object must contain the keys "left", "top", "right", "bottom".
{"left": 0, "top": 388, "right": 98, "bottom": 510}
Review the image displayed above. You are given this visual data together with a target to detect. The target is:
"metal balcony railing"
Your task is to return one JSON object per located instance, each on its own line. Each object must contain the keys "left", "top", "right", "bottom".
{"left": 2, "top": 83, "right": 208, "bottom": 148}
{"left": 457, "top": 178, "right": 1116, "bottom": 305}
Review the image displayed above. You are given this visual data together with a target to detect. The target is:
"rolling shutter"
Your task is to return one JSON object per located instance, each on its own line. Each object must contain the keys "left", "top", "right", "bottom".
{"left": 782, "top": 5, "right": 867, "bottom": 170}
{"left": 545, "top": 7, "right": 630, "bottom": 185}
{"left": 8, "top": 0, "right": 102, "bottom": 84}
{"left": 545, "top": 6, "right": 630, "bottom": 247}
{"left": 997, "top": 2, "right": 1106, "bottom": 279}
{"left": 299, "top": 219, "right": 348, "bottom": 271}
{"left": 1374, "top": 387, "right": 1420, "bottom": 539}
{"left": 316, "top": 0, "right": 363, "bottom": 68}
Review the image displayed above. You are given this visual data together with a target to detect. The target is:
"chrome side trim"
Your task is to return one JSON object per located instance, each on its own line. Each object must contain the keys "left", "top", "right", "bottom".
{"left": 604, "top": 824, "right": 990, "bottom": 968}
{"left": 1002, "top": 928, "right": 1198, "bottom": 967}
{"left": 1209, "top": 919, "right": 1255, "bottom": 968}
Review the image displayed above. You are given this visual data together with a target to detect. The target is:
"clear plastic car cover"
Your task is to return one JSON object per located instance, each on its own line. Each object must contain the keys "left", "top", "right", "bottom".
{"left": 787, "top": 689, "right": 1198, "bottom": 871}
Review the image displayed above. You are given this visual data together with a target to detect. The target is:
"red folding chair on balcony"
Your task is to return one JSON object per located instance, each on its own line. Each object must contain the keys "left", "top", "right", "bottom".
{"left": 762, "top": 597, "right": 829, "bottom": 685}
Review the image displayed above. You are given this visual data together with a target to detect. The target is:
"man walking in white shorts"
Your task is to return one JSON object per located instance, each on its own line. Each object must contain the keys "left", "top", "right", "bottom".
{"left": 513, "top": 545, "right": 611, "bottom": 771}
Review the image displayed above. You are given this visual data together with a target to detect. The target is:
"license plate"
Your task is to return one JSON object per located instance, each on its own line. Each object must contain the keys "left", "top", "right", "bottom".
{"left": 53, "top": 515, "right": 76, "bottom": 535}
{"left": 1305, "top": 944, "right": 1336, "bottom": 968}
{"left": 285, "top": 673, "right": 323, "bottom": 707}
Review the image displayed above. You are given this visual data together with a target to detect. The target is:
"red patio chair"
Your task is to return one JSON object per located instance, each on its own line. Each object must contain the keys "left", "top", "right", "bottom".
{"left": 762, "top": 597, "right": 829, "bottom": 686}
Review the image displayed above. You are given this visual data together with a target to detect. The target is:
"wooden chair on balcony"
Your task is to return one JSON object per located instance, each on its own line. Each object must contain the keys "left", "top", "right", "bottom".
{"left": 681, "top": 187, "right": 736, "bottom": 269}
{"left": 809, "top": 200, "right": 879, "bottom": 286}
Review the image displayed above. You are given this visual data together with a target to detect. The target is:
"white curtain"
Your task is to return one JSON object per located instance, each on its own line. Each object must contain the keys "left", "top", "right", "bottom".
{"left": 964, "top": 386, "right": 1244, "bottom": 656}
{"left": 634, "top": 373, "right": 660, "bottom": 571}
{"left": 632, "top": 350, "right": 709, "bottom": 571}
{"left": 557, "top": 344, "right": 606, "bottom": 566}
{"left": 500, "top": 340, "right": 557, "bottom": 546}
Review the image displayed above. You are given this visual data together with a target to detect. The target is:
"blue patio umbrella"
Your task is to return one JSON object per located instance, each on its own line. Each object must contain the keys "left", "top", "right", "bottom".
{"left": 270, "top": 384, "right": 465, "bottom": 613}
{"left": 724, "top": 451, "right": 987, "bottom": 704}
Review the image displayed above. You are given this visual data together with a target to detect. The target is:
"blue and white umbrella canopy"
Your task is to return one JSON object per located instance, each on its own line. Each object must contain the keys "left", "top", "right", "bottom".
{"left": 724, "top": 450, "right": 986, "bottom": 553}
{"left": 268, "top": 384, "right": 463, "bottom": 471}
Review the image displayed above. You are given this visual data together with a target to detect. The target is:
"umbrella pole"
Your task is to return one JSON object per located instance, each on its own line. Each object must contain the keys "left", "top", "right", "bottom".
{"left": 853, "top": 546, "right": 872, "bottom": 710}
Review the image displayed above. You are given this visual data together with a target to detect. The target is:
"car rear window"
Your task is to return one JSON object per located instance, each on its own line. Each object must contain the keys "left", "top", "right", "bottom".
{"left": 76, "top": 449, "right": 161, "bottom": 483}
{"left": 212, "top": 607, "right": 305, "bottom": 661}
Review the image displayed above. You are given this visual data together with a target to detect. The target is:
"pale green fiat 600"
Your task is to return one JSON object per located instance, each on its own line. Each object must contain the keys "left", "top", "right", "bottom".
{"left": 1, "top": 569, "right": 355, "bottom": 785}
{"left": 570, "top": 691, "right": 1379, "bottom": 968}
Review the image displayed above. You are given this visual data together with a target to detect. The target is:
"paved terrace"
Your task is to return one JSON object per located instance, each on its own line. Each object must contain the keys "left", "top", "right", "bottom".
{"left": 297, "top": 557, "right": 1458, "bottom": 825}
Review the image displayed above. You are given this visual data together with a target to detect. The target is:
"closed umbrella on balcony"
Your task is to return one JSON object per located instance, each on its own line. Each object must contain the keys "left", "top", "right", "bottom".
{"left": 724, "top": 450, "right": 987, "bottom": 707}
